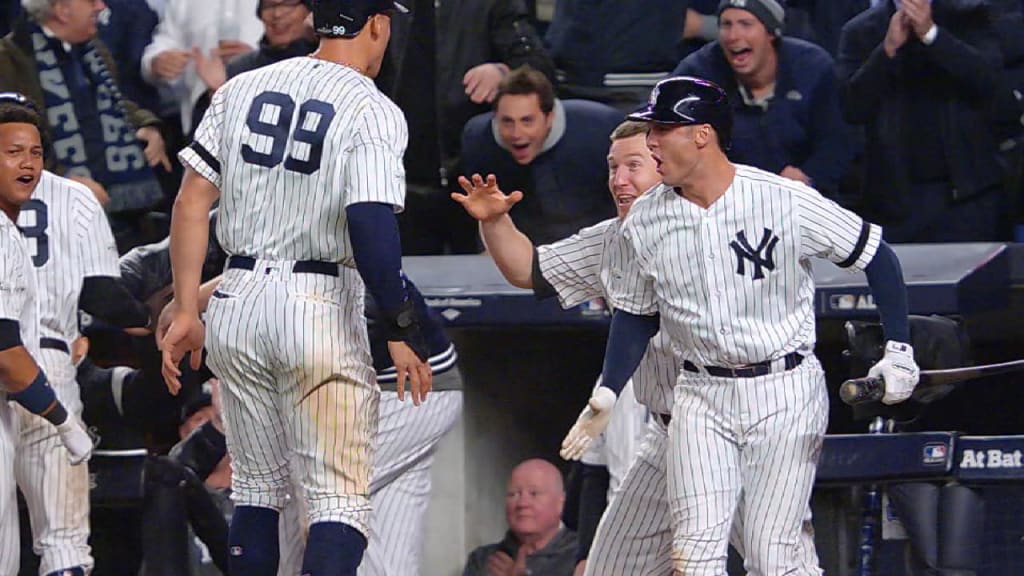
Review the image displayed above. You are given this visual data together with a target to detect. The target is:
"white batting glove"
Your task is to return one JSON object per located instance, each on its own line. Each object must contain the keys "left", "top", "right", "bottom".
{"left": 55, "top": 415, "right": 94, "bottom": 466}
{"left": 868, "top": 340, "right": 920, "bottom": 405}
{"left": 560, "top": 387, "right": 617, "bottom": 461}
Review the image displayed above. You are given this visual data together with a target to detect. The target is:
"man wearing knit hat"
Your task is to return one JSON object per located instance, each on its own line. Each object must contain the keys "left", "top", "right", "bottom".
{"left": 672, "top": 0, "right": 859, "bottom": 197}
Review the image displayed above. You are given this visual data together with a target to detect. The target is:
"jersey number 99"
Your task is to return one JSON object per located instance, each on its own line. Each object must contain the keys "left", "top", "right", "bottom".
{"left": 242, "top": 91, "right": 337, "bottom": 175}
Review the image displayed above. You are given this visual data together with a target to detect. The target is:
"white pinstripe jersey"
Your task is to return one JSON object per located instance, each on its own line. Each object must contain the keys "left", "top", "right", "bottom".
{"left": 17, "top": 171, "right": 119, "bottom": 343}
{"left": 0, "top": 215, "right": 39, "bottom": 360}
{"left": 537, "top": 217, "right": 678, "bottom": 414}
{"left": 180, "top": 57, "right": 407, "bottom": 262}
{"left": 615, "top": 164, "right": 882, "bottom": 366}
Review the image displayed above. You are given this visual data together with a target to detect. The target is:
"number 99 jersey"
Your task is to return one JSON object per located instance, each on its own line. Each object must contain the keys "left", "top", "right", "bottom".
{"left": 178, "top": 56, "right": 409, "bottom": 264}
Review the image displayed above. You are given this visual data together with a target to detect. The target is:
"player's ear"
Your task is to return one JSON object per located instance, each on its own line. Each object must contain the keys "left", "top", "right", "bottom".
{"left": 694, "top": 124, "right": 712, "bottom": 149}
{"left": 368, "top": 13, "right": 390, "bottom": 40}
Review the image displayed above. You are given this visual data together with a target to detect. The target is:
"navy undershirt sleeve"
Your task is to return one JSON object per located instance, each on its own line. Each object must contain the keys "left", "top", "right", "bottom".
{"left": 346, "top": 202, "right": 407, "bottom": 312}
{"left": 600, "top": 310, "right": 660, "bottom": 396}
{"left": 864, "top": 241, "right": 910, "bottom": 343}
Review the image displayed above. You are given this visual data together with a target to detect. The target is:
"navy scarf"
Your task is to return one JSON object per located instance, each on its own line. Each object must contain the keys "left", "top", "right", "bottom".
{"left": 30, "top": 22, "right": 161, "bottom": 212}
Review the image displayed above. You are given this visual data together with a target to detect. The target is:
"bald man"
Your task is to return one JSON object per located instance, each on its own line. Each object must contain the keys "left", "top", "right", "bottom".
{"left": 463, "top": 459, "right": 579, "bottom": 576}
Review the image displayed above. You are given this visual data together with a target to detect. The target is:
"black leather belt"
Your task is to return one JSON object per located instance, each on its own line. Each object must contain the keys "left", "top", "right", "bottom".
{"left": 40, "top": 337, "right": 69, "bottom": 353}
{"left": 683, "top": 352, "right": 804, "bottom": 379}
{"left": 227, "top": 255, "right": 339, "bottom": 277}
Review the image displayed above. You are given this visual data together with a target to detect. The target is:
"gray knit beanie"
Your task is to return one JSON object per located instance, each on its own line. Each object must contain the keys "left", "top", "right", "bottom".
{"left": 717, "top": 0, "right": 786, "bottom": 37}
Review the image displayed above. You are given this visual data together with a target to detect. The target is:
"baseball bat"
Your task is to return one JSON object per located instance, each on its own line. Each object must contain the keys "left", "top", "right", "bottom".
{"left": 840, "top": 359, "right": 1024, "bottom": 406}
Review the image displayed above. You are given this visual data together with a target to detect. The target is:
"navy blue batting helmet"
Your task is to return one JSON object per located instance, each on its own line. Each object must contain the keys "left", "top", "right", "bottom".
{"left": 628, "top": 76, "right": 733, "bottom": 150}
{"left": 311, "top": 0, "right": 407, "bottom": 38}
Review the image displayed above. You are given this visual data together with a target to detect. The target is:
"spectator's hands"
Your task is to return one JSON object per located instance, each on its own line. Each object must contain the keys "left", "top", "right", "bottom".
{"left": 463, "top": 63, "right": 508, "bottom": 104}
{"left": 152, "top": 49, "right": 192, "bottom": 80}
{"left": 136, "top": 126, "right": 172, "bottom": 172}
{"left": 560, "top": 387, "right": 616, "bottom": 460}
{"left": 884, "top": 9, "right": 912, "bottom": 57}
{"left": 217, "top": 39, "right": 255, "bottom": 61}
{"left": 780, "top": 165, "right": 812, "bottom": 186}
{"left": 68, "top": 175, "right": 109, "bottom": 205}
{"left": 902, "top": 0, "right": 935, "bottom": 40}
{"left": 159, "top": 312, "right": 205, "bottom": 395}
{"left": 868, "top": 340, "right": 920, "bottom": 405}
{"left": 387, "top": 341, "right": 432, "bottom": 406}
{"left": 194, "top": 47, "right": 227, "bottom": 93}
{"left": 452, "top": 173, "right": 524, "bottom": 222}
{"left": 485, "top": 550, "right": 516, "bottom": 576}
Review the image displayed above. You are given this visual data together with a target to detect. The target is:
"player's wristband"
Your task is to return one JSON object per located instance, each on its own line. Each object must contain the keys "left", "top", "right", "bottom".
{"left": 9, "top": 371, "right": 69, "bottom": 426}
{"left": 381, "top": 299, "right": 430, "bottom": 362}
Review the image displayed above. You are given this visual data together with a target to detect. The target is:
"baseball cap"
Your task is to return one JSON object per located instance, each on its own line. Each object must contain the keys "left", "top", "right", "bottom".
{"left": 311, "top": 0, "right": 408, "bottom": 38}
{"left": 627, "top": 76, "right": 734, "bottom": 149}
{"left": 718, "top": 0, "right": 786, "bottom": 38}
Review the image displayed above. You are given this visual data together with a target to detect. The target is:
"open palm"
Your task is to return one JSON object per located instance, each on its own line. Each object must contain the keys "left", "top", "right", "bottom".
{"left": 451, "top": 173, "right": 523, "bottom": 222}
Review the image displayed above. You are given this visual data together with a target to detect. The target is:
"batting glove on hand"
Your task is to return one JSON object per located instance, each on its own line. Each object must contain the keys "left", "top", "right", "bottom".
{"left": 56, "top": 415, "right": 94, "bottom": 466}
{"left": 560, "top": 387, "right": 617, "bottom": 461}
{"left": 868, "top": 340, "right": 920, "bottom": 405}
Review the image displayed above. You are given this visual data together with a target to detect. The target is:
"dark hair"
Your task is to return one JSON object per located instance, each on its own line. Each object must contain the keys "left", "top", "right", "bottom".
{"left": 0, "top": 101, "right": 42, "bottom": 130}
{"left": 494, "top": 66, "right": 555, "bottom": 114}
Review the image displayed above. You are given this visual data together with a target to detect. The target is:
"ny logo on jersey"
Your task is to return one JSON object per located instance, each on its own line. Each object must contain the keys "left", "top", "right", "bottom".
{"left": 730, "top": 228, "right": 779, "bottom": 280}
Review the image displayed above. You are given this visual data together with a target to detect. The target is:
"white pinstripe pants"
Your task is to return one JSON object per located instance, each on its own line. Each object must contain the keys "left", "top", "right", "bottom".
{"left": 668, "top": 355, "right": 827, "bottom": 576}
{"left": 0, "top": 397, "right": 18, "bottom": 576}
{"left": 206, "top": 264, "right": 379, "bottom": 536}
{"left": 359, "top": 386, "right": 463, "bottom": 576}
{"left": 15, "top": 347, "right": 91, "bottom": 575}
{"left": 584, "top": 417, "right": 821, "bottom": 575}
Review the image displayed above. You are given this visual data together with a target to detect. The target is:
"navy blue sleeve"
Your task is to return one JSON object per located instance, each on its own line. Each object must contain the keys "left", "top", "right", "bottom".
{"left": 346, "top": 202, "right": 407, "bottom": 312}
{"left": 601, "top": 310, "right": 660, "bottom": 396}
{"left": 864, "top": 241, "right": 910, "bottom": 343}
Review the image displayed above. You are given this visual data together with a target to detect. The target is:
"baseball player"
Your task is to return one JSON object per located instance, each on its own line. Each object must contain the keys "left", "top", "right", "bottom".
{"left": 158, "top": 1, "right": 432, "bottom": 575}
{"left": 0, "top": 94, "right": 94, "bottom": 575}
{"left": 14, "top": 163, "right": 153, "bottom": 576}
{"left": 590, "top": 76, "right": 919, "bottom": 575}
{"left": 157, "top": 271, "right": 462, "bottom": 576}
{"left": 453, "top": 120, "right": 680, "bottom": 574}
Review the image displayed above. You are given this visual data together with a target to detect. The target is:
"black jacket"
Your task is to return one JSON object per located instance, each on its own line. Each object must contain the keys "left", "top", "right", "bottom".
{"left": 375, "top": 0, "right": 555, "bottom": 181}
{"left": 837, "top": 1, "right": 1019, "bottom": 222}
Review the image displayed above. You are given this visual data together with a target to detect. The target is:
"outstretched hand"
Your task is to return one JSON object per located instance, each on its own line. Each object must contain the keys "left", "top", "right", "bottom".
{"left": 451, "top": 173, "right": 524, "bottom": 223}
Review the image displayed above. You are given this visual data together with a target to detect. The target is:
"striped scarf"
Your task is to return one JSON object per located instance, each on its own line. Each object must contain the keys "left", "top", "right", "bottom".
{"left": 30, "top": 23, "right": 161, "bottom": 212}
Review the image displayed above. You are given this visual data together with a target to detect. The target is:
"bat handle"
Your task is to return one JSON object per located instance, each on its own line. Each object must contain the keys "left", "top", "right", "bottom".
{"left": 840, "top": 375, "right": 885, "bottom": 406}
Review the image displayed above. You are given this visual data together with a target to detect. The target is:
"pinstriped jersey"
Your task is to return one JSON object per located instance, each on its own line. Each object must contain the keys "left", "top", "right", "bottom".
{"left": 17, "top": 171, "right": 120, "bottom": 343}
{"left": 0, "top": 215, "right": 39, "bottom": 360}
{"left": 180, "top": 57, "right": 407, "bottom": 264}
{"left": 537, "top": 216, "right": 678, "bottom": 414}
{"left": 615, "top": 164, "right": 881, "bottom": 366}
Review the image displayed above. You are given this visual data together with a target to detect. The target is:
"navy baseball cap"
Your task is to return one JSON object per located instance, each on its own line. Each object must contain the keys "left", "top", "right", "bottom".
{"left": 628, "top": 76, "right": 733, "bottom": 149}
{"left": 312, "top": 0, "right": 408, "bottom": 38}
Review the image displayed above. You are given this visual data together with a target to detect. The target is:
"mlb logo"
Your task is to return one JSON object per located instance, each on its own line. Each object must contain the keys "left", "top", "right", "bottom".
{"left": 922, "top": 443, "right": 948, "bottom": 465}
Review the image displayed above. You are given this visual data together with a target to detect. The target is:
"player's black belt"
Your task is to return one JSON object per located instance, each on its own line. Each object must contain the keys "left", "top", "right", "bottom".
{"left": 39, "top": 337, "right": 69, "bottom": 353}
{"left": 682, "top": 352, "right": 803, "bottom": 379}
{"left": 656, "top": 413, "right": 672, "bottom": 426}
{"left": 227, "top": 255, "right": 339, "bottom": 277}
